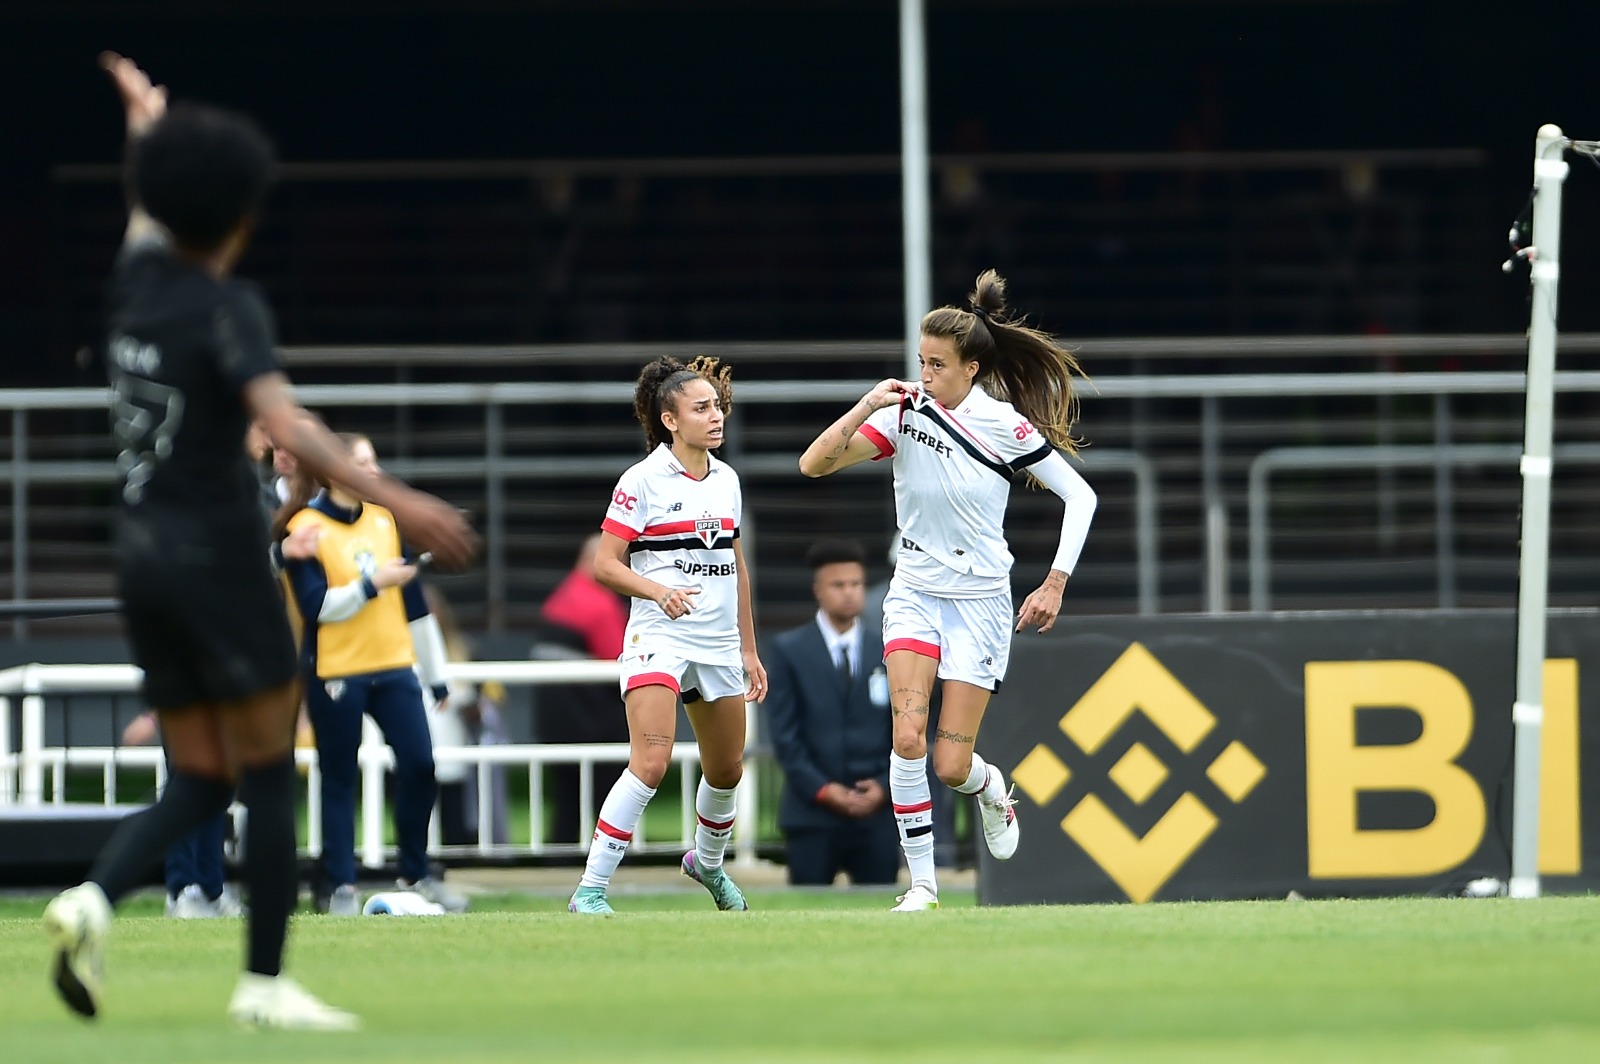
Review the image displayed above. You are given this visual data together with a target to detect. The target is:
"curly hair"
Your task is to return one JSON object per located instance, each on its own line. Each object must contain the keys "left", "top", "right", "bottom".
{"left": 630, "top": 355, "right": 734, "bottom": 452}
{"left": 920, "top": 269, "right": 1086, "bottom": 457}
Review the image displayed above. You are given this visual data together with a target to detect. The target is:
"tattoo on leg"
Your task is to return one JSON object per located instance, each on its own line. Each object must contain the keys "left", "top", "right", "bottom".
{"left": 642, "top": 732, "right": 673, "bottom": 748}
{"left": 935, "top": 728, "right": 974, "bottom": 744}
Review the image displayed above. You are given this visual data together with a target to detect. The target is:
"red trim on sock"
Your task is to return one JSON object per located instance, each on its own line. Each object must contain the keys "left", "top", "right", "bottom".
{"left": 885, "top": 637, "right": 940, "bottom": 660}
{"left": 893, "top": 800, "right": 934, "bottom": 815}
{"left": 595, "top": 818, "right": 633, "bottom": 841}
{"left": 625, "top": 671, "right": 681, "bottom": 693}
{"left": 697, "top": 814, "right": 735, "bottom": 831}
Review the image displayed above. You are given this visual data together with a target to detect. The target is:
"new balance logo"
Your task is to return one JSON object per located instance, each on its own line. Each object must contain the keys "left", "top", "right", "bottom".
{"left": 666, "top": 501, "right": 683, "bottom": 513}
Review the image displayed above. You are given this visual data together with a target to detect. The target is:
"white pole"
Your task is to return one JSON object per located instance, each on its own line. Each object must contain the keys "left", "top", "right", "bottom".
{"left": 1509, "top": 123, "right": 1570, "bottom": 900}
{"left": 899, "top": 0, "right": 932, "bottom": 380}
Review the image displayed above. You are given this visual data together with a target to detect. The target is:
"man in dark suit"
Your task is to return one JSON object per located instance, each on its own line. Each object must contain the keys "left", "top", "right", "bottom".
{"left": 765, "top": 539, "right": 900, "bottom": 885}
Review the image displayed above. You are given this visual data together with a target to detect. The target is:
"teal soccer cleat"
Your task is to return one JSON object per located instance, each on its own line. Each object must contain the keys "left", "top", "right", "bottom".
{"left": 680, "top": 852, "right": 749, "bottom": 912}
{"left": 568, "top": 886, "right": 615, "bottom": 914}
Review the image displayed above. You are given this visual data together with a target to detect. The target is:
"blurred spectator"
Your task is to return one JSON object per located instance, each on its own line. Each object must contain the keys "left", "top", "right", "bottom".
{"left": 119, "top": 711, "right": 243, "bottom": 918}
{"left": 422, "top": 584, "right": 509, "bottom": 847}
{"left": 534, "top": 533, "right": 630, "bottom": 844}
{"left": 281, "top": 434, "right": 467, "bottom": 915}
{"left": 765, "top": 539, "right": 899, "bottom": 885}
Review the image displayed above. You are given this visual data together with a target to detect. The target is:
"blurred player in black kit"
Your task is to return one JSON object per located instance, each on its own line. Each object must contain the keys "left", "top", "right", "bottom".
{"left": 43, "top": 54, "right": 479, "bottom": 1031}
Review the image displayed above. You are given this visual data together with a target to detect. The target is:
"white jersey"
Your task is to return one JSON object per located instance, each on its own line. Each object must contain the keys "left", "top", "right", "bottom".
{"left": 601, "top": 444, "right": 744, "bottom": 665}
{"left": 861, "top": 384, "right": 1058, "bottom": 598}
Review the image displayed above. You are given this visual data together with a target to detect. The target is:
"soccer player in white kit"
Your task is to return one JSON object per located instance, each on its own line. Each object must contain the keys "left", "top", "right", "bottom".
{"left": 569, "top": 356, "right": 768, "bottom": 914}
{"left": 799, "top": 269, "right": 1097, "bottom": 911}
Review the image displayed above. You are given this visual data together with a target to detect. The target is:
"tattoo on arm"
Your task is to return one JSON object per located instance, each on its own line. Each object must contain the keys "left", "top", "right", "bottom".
{"left": 641, "top": 732, "right": 673, "bottom": 748}
{"left": 935, "top": 728, "right": 974, "bottom": 744}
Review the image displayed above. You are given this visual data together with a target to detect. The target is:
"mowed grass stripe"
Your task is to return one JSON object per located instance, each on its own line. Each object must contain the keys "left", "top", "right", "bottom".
{"left": 0, "top": 893, "right": 1596, "bottom": 1063}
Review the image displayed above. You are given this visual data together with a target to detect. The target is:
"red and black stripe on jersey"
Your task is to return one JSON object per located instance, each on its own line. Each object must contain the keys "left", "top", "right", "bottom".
{"left": 900, "top": 393, "right": 1054, "bottom": 481}
{"left": 624, "top": 517, "right": 739, "bottom": 554}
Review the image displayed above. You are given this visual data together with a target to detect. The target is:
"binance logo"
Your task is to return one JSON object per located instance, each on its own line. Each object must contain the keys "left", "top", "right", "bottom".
{"left": 1011, "top": 642, "right": 1265, "bottom": 902}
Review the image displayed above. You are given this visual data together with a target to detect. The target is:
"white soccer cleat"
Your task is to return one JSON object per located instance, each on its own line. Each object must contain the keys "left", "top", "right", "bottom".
{"left": 43, "top": 882, "right": 111, "bottom": 1019}
{"left": 890, "top": 885, "right": 939, "bottom": 912}
{"left": 978, "top": 780, "right": 1020, "bottom": 861}
{"left": 227, "top": 973, "right": 361, "bottom": 1032}
{"left": 168, "top": 884, "right": 223, "bottom": 919}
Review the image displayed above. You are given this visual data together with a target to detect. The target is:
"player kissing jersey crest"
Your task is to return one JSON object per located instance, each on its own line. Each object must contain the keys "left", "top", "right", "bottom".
{"left": 601, "top": 445, "right": 744, "bottom": 666}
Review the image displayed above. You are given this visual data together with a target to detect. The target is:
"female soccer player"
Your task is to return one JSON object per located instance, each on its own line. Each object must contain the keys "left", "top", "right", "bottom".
{"left": 798, "top": 269, "right": 1098, "bottom": 911}
{"left": 568, "top": 356, "right": 767, "bottom": 914}
{"left": 280, "top": 435, "right": 467, "bottom": 917}
{"left": 44, "top": 54, "right": 477, "bottom": 1031}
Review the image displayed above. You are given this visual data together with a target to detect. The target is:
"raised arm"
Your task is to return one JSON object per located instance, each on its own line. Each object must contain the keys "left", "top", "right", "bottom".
{"left": 797, "top": 379, "right": 914, "bottom": 478}
{"left": 247, "top": 374, "right": 480, "bottom": 569}
{"left": 100, "top": 52, "right": 167, "bottom": 249}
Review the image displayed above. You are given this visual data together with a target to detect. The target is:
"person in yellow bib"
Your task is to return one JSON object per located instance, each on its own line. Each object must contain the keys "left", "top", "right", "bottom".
{"left": 281, "top": 434, "right": 467, "bottom": 916}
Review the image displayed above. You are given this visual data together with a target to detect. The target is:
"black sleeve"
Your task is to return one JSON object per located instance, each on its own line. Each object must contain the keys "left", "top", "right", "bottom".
{"left": 212, "top": 283, "right": 286, "bottom": 393}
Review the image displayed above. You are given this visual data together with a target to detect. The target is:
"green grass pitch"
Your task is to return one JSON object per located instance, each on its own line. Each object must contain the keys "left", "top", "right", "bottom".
{"left": 1, "top": 889, "right": 1598, "bottom": 1062}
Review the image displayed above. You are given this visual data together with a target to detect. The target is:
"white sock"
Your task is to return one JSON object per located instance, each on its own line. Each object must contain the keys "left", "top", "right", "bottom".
{"left": 951, "top": 752, "right": 989, "bottom": 795}
{"left": 890, "top": 752, "right": 937, "bottom": 893}
{"left": 974, "top": 752, "right": 1007, "bottom": 804}
{"left": 694, "top": 779, "right": 738, "bottom": 872}
{"left": 578, "top": 769, "right": 656, "bottom": 889}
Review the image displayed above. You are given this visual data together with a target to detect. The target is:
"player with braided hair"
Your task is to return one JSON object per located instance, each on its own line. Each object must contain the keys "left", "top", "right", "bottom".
{"left": 569, "top": 356, "right": 767, "bottom": 914}
{"left": 799, "top": 269, "right": 1098, "bottom": 911}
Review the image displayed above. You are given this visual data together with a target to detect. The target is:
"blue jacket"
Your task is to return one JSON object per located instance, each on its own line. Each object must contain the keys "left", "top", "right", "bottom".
{"left": 764, "top": 619, "right": 891, "bottom": 831}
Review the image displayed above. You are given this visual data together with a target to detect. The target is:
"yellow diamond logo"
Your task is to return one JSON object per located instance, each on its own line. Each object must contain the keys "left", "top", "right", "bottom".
{"left": 1062, "top": 793, "right": 1219, "bottom": 904}
{"left": 1013, "top": 641, "right": 1268, "bottom": 904}
{"left": 1012, "top": 744, "right": 1072, "bottom": 807}
{"left": 1060, "top": 642, "right": 1215, "bottom": 755}
{"left": 1207, "top": 741, "right": 1266, "bottom": 803}
{"left": 1108, "top": 743, "right": 1169, "bottom": 805}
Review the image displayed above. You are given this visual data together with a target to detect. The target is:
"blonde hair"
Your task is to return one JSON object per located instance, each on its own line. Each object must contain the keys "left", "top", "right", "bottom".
{"left": 920, "top": 269, "right": 1086, "bottom": 456}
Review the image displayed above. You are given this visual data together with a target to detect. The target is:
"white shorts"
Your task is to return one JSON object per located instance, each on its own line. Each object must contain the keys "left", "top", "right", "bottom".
{"left": 619, "top": 650, "right": 745, "bottom": 704}
{"left": 880, "top": 581, "right": 1012, "bottom": 691}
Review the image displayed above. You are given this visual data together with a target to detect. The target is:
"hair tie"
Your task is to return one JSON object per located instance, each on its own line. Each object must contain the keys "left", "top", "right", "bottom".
{"left": 969, "top": 304, "right": 992, "bottom": 324}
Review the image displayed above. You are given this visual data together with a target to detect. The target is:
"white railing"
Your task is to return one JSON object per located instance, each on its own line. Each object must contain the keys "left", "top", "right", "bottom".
{"left": 0, "top": 660, "right": 761, "bottom": 869}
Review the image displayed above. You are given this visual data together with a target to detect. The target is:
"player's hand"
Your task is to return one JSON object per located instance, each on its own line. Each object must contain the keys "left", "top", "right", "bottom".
{"left": 863, "top": 379, "right": 916, "bottom": 411}
{"left": 99, "top": 52, "right": 167, "bottom": 137}
{"left": 281, "top": 523, "right": 321, "bottom": 562}
{"left": 743, "top": 648, "right": 768, "bottom": 703}
{"left": 656, "top": 585, "right": 700, "bottom": 620}
{"left": 1016, "top": 580, "right": 1066, "bottom": 633}
{"left": 371, "top": 557, "right": 418, "bottom": 590}
{"left": 389, "top": 491, "right": 481, "bottom": 570}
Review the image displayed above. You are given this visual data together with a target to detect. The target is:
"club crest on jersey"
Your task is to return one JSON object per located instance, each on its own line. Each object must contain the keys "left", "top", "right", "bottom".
{"left": 694, "top": 517, "right": 722, "bottom": 547}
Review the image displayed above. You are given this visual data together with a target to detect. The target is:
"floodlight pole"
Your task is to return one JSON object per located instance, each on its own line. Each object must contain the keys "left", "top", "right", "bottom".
{"left": 1509, "top": 124, "right": 1570, "bottom": 900}
{"left": 899, "top": 0, "right": 932, "bottom": 380}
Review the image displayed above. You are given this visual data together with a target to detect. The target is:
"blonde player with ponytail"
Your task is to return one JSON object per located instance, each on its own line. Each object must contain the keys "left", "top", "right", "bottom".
{"left": 799, "top": 269, "right": 1098, "bottom": 911}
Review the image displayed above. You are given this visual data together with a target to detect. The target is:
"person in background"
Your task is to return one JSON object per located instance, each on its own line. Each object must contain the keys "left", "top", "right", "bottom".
{"left": 280, "top": 434, "right": 469, "bottom": 917}
{"left": 765, "top": 539, "right": 899, "bottom": 886}
{"left": 119, "top": 711, "right": 243, "bottom": 918}
{"left": 535, "top": 533, "right": 630, "bottom": 844}
{"left": 423, "top": 584, "right": 510, "bottom": 847}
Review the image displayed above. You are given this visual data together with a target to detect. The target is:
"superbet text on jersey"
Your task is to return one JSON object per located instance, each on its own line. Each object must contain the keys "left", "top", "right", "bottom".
{"left": 601, "top": 444, "right": 744, "bottom": 665}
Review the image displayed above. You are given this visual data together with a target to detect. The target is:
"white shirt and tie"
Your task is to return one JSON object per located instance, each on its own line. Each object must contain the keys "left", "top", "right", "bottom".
{"left": 816, "top": 611, "right": 861, "bottom": 691}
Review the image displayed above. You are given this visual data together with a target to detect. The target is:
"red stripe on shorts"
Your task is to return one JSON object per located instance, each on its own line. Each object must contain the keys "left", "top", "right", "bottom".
{"left": 625, "top": 671, "right": 681, "bottom": 693}
{"left": 885, "top": 637, "right": 940, "bottom": 660}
